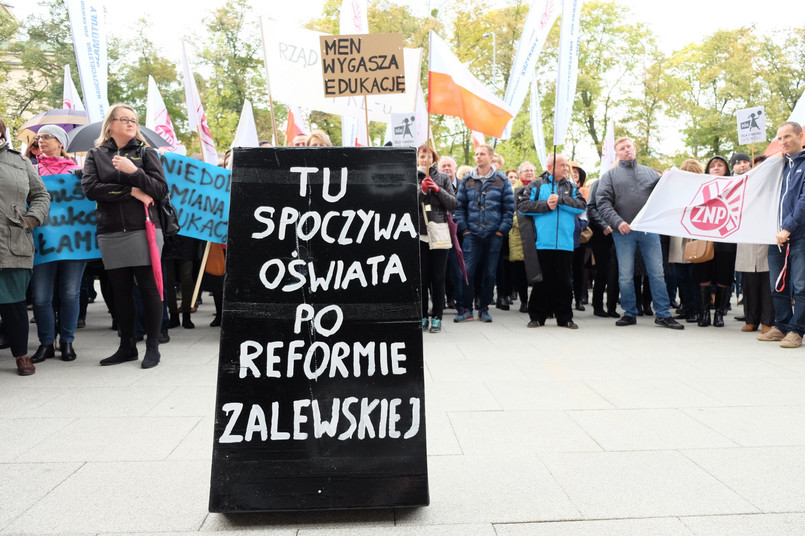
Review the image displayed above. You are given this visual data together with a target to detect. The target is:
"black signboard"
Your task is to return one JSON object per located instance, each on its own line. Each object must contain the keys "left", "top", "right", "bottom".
{"left": 209, "top": 147, "right": 428, "bottom": 512}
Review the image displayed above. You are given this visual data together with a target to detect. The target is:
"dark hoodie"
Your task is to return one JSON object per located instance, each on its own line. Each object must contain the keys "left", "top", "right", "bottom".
{"left": 705, "top": 155, "right": 731, "bottom": 176}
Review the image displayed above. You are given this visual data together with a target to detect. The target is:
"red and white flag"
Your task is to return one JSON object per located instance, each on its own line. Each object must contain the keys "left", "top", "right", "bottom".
{"left": 471, "top": 131, "right": 485, "bottom": 150}
{"left": 285, "top": 106, "right": 307, "bottom": 145}
{"left": 339, "top": 0, "right": 369, "bottom": 147}
{"left": 146, "top": 75, "right": 183, "bottom": 153}
{"left": 181, "top": 42, "right": 218, "bottom": 165}
{"left": 428, "top": 31, "right": 514, "bottom": 139}
{"left": 631, "top": 157, "right": 784, "bottom": 244}
{"left": 62, "top": 65, "right": 85, "bottom": 111}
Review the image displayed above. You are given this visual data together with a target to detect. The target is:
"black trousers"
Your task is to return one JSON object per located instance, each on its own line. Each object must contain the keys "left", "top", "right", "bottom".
{"left": 528, "top": 249, "right": 574, "bottom": 324}
{"left": 0, "top": 300, "right": 29, "bottom": 357}
{"left": 591, "top": 235, "right": 619, "bottom": 312}
{"left": 741, "top": 271, "right": 774, "bottom": 326}
{"left": 420, "top": 242, "right": 448, "bottom": 320}
{"left": 107, "top": 266, "right": 162, "bottom": 342}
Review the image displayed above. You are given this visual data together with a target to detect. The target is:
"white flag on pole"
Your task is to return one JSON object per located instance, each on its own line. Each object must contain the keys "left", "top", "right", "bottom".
{"left": 181, "top": 42, "right": 218, "bottom": 165}
{"left": 530, "top": 75, "right": 548, "bottom": 171}
{"left": 599, "top": 121, "right": 615, "bottom": 177}
{"left": 500, "top": 0, "right": 560, "bottom": 140}
{"left": 631, "top": 157, "right": 784, "bottom": 244}
{"left": 146, "top": 75, "right": 183, "bottom": 154}
{"left": 65, "top": 0, "right": 108, "bottom": 122}
{"left": 62, "top": 65, "right": 85, "bottom": 111}
{"left": 553, "top": 0, "right": 582, "bottom": 146}
{"left": 339, "top": 0, "right": 369, "bottom": 147}
{"left": 231, "top": 100, "right": 260, "bottom": 149}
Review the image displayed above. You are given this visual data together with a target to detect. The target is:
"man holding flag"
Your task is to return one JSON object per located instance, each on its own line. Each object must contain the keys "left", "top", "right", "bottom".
{"left": 595, "top": 137, "right": 684, "bottom": 330}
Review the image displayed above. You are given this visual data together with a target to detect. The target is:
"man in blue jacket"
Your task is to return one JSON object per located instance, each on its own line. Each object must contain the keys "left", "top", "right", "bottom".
{"left": 518, "top": 154, "right": 586, "bottom": 328}
{"left": 454, "top": 144, "right": 514, "bottom": 323}
{"left": 759, "top": 121, "right": 805, "bottom": 348}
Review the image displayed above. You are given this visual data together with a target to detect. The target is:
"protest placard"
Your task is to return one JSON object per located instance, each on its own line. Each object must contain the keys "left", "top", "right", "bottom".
{"left": 208, "top": 147, "right": 429, "bottom": 512}
{"left": 320, "top": 33, "right": 406, "bottom": 98}
{"left": 33, "top": 173, "right": 100, "bottom": 265}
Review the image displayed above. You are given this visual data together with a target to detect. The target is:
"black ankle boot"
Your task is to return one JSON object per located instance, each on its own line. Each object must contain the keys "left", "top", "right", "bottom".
{"left": 31, "top": 343, "right": 55, "bottom": 364}
{"left": 100, "top": 338, "right": 138, "bottom": 366}
{"left": 142, "top": 339, "right": 161, "bottom": 369}
{"left": 168, "top": 312, "right": 180, "bottom": 329}
{"left": 698, "top": 287, "right": 712, "bottom": 327}
{"left": 182, "top": 312, "right": 195, "bottom": 329}
{"left": 59, "top": 341, "right": 77, "bottom": 361}
{"left": 713, "top": 287, "right": 730, "bottom": 327}
{"left": 210, "top": 315, "right": 221, "bottom": 327}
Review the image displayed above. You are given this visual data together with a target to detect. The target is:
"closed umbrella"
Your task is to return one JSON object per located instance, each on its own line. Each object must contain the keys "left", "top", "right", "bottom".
{"left": 67, "top": 121, "right": 170, "bottom": 153}
{"left": 143, "top": 205, "right": 164, "bottom": 301}
{"left": 446, "top": 213, "right": 468, "bottom": 284}
{"left": 16, "top": 109, "right": 88, "bottom": 146}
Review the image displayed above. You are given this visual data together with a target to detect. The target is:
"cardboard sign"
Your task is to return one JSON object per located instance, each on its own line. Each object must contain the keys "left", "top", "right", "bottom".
{"left": 737, "top": 106, "right": 766, "bottom": 145}
{"left": 209, "top": 147, "right": 429, "bottom": 512}
{"left": 160, "top": 152, "right": 230, "bottom": 244}
{"left": 33, "top": 173, "right": 100, "bottom": 265}
{"left": 320, "top": 33, "right": 406, "bottom": 97}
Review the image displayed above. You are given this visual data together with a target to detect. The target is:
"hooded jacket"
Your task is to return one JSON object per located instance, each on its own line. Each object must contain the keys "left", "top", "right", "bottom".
{"left": 0, "top": 142, "right": 51, "bottom": 269}
{"left": 518, "top": 174, "right": 586, "bottom": 252}
{"left": 81, "top": 138, "right": 168, "bottom": 235}
{"left": 37, "top": 155, "right": 80, "bottom": 176}
{"left": 454, "top": 168, "right": 515, "bottom": 238}
{"left": 779, "top": 150, "right": 805, "bottom": 242}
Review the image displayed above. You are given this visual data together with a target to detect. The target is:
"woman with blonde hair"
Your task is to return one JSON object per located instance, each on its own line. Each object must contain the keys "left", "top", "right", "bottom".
{"left": 306, "top": 129, "right": 332, "bottom": 147}
{"left": 81, "top": 104, "right": 168, "bottom": 368}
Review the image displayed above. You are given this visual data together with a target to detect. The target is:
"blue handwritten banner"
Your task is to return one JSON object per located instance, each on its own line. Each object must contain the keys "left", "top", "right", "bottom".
{"left": 160, "top": 152, "right": 230, "bottom": 244}
{"left": 33, "top": 173, "right": 100, "bottom": 265}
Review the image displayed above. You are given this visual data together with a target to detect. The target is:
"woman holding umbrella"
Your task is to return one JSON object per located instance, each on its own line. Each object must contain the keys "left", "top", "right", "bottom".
{"left": 81, "top": 104, "right": 168, "bottom": 369}
{"left": 29, "top": 125, "right": 84, "bottom": 364}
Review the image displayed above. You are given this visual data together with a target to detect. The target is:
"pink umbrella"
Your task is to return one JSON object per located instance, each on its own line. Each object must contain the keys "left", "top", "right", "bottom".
{"left": 446, "top": 213, "right": 469, "bottom": 285}
{"left": 144, "top": 204, "right": 164, "bottom": 301}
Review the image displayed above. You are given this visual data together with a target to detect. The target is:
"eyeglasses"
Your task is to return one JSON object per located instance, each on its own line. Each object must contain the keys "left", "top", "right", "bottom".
{"left": 521, "top": 169, "right": 536, "bottom": 174}
{"left": 34, "top": 133, "right": 54, "bottom": 141}
{"left": 114, "top": 118, "right": 138, "bottom": 125}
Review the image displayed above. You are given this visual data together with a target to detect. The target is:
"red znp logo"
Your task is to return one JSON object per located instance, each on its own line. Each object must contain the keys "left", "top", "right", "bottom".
{"left": 681, "top": 176, "right": 747, "bottom": 239}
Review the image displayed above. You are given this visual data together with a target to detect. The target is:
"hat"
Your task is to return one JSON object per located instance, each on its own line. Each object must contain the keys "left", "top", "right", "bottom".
{"left": 38, "top": 125, "right": 68, "bottom": 150}
{"left": 730, "top": 153, "right": 751, "bottom": 167}
{"left": 569, "top": 161, "right": 587, "bottom": 185}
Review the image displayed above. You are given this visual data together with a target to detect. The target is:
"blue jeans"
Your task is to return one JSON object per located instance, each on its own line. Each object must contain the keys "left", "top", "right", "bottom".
{"left": 612, "top": 231, "right": 671, "bottom": 318}
{"left": 31, "top": 260, "right": 86, "bottom": 344}
{"left": 768, "top": 240, "right": 805, "bottom": 335}
{"left": 461, "top": 233, "right": 503, "bottom": 313}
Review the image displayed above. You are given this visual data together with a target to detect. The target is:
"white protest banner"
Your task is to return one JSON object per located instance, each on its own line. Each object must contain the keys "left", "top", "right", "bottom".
{"left": 146, "top": 75, "right": 183, "bottom": 153}
{"left": 62, "top": 65, "right": 85, "bottom": 111}
{"left": 500, "top": 0, "right": 560, "bottom": 140}
{"left": 553, "top": 0, "right": 582, "bottom": 146}
{"left": 631, "top": 157, "right": 784, "bottom": 244}
{"left": 262, "top": 19, "right": 420, "bottom": 121}
{"left": 530, "top": 75, "right": 548, "bottom": 171}
{"left": 737, "top": 106, "right": 766, "bottom": 145}
{"left": 599, "top": 120, "right": 615, "bottom": 177}
{"left": 66, "top": 0, "right": 108, "bottom": 122}
{"left": 182, "top": 42, "right": 219, "bottom": 165}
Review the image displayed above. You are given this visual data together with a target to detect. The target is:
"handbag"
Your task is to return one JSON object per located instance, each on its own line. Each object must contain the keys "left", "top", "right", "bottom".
{"left": 205, "top": 243, "right": 226, "bottom": 276}
{"left": 684, "top": 239, "right": 714, "bottom": 263}
{"left": 157, "top": 194, "right": 180, "bottom": 237}
{"left": 580, "top": 226, "right": 593, "bottom": 244}
{"left": 421, "top": 203, "right": 452, "bottom": 250}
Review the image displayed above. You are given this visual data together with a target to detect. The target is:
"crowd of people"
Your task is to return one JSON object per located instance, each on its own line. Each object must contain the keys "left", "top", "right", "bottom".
{"left": 1, "top": 110, "right": 804, "bottom": 376}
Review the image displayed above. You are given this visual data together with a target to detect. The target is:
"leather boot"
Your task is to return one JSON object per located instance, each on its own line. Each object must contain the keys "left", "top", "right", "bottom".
{"left": 100, "top": 338, "right": 138, "bottom": 366}
{"left": 59, "top": 341, "right": 77, "bottom": 361}
{"left": 697, "top": 286, "right": 712, "bottom": 327}
{"left": 713, "top": 286, "right": 731, "bottom": 328}
{"left": 142, "top": 338, "right": 161, "bottom": 369}
{"left": 168, "top": 312, "right": 180, "bottom": 329}
{"left": 182, "top": 312, "right": 195, "bottom": 329}
{"left": 16, "top": 355, "right": 35, "bottom": 376}
{"left": 31, "top": 343, "right": 55, "bottom": 364}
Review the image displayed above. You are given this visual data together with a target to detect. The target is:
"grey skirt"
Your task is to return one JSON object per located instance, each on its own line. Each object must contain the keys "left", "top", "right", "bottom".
{"left": 98, "top": 229, "right": 164, "bottom": 270}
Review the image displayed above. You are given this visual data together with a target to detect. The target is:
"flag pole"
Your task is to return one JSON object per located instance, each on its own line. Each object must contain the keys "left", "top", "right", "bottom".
{"left": 363, "top": 96, "right": 371, "bottom": 147}
{"left": 191, "top": 125, "right": 213, "bottom": 310}
{"left": 552, "top": 145, "right": 557, "bottom": 193}
{"left": 259, "top": 17, "right": 280, "bottom": 146}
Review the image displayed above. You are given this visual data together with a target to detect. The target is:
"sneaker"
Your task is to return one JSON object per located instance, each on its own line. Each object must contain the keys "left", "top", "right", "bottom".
{"left": 421, "top": 317, "right": 429, "bottom": 331}
{"left": 757, "top": 327, "right": 785, "bottom": 341}
{"left": 593, "top": 309, "right": 609, "bottom": 318}
{"left": 780, "top": 332, "right": 802, "bottom": 348}
{"left": 478, "top": 309, "right": 493, "bottom": 323}
{"left": 454, "top": 310, "right": 474, "bottom": 323}
{"left": 655, "top": 316, "right": 684, "bottom": 330}
{"left": 429, "top": 318, "right": 442, "bottom": 333}
{"left": 616, "top": 315, "right": 636, "bottom": 326}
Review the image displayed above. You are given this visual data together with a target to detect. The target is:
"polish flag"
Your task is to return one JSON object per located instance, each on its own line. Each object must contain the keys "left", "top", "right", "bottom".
{"left": 471, "top": 131, "right": 485, "bottom": 150}
{"left": 62, "top": 65, "right": 85, "bottom": 111}
{"left": 285, "top": 106, "right": 307, "bottom": 145}
{"left": 428, "top": 32, "right": 514, "bottom": 139}
{"left": 181, "top": 42, "right": 218, "bottom": 165}
{"left": 146, "top": 75, "right": 183, "bottom": 153}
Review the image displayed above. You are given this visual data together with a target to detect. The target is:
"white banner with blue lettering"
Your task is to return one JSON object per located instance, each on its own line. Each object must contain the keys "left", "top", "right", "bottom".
{"left": 66, "top": 0, "right": 108, "bottom": 123}
{"left": 553, "top": 0, "right": 582, "bottom": 146}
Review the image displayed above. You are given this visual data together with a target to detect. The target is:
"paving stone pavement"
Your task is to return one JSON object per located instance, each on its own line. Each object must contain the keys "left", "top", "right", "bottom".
{"left": 2, "top": 295, "right": 805, "bottom": 535}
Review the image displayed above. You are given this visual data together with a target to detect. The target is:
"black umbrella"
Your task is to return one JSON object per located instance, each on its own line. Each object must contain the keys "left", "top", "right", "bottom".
{"left": 66, "top": 121, "right": 170, "bottom": 153}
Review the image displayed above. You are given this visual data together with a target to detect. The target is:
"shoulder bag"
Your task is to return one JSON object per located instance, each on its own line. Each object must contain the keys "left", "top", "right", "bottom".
{"left": 421, "top": 203, "right": 451, "bottom": 250}
{"left": 684, "top": 239, "right": 714, "bottom": 263}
